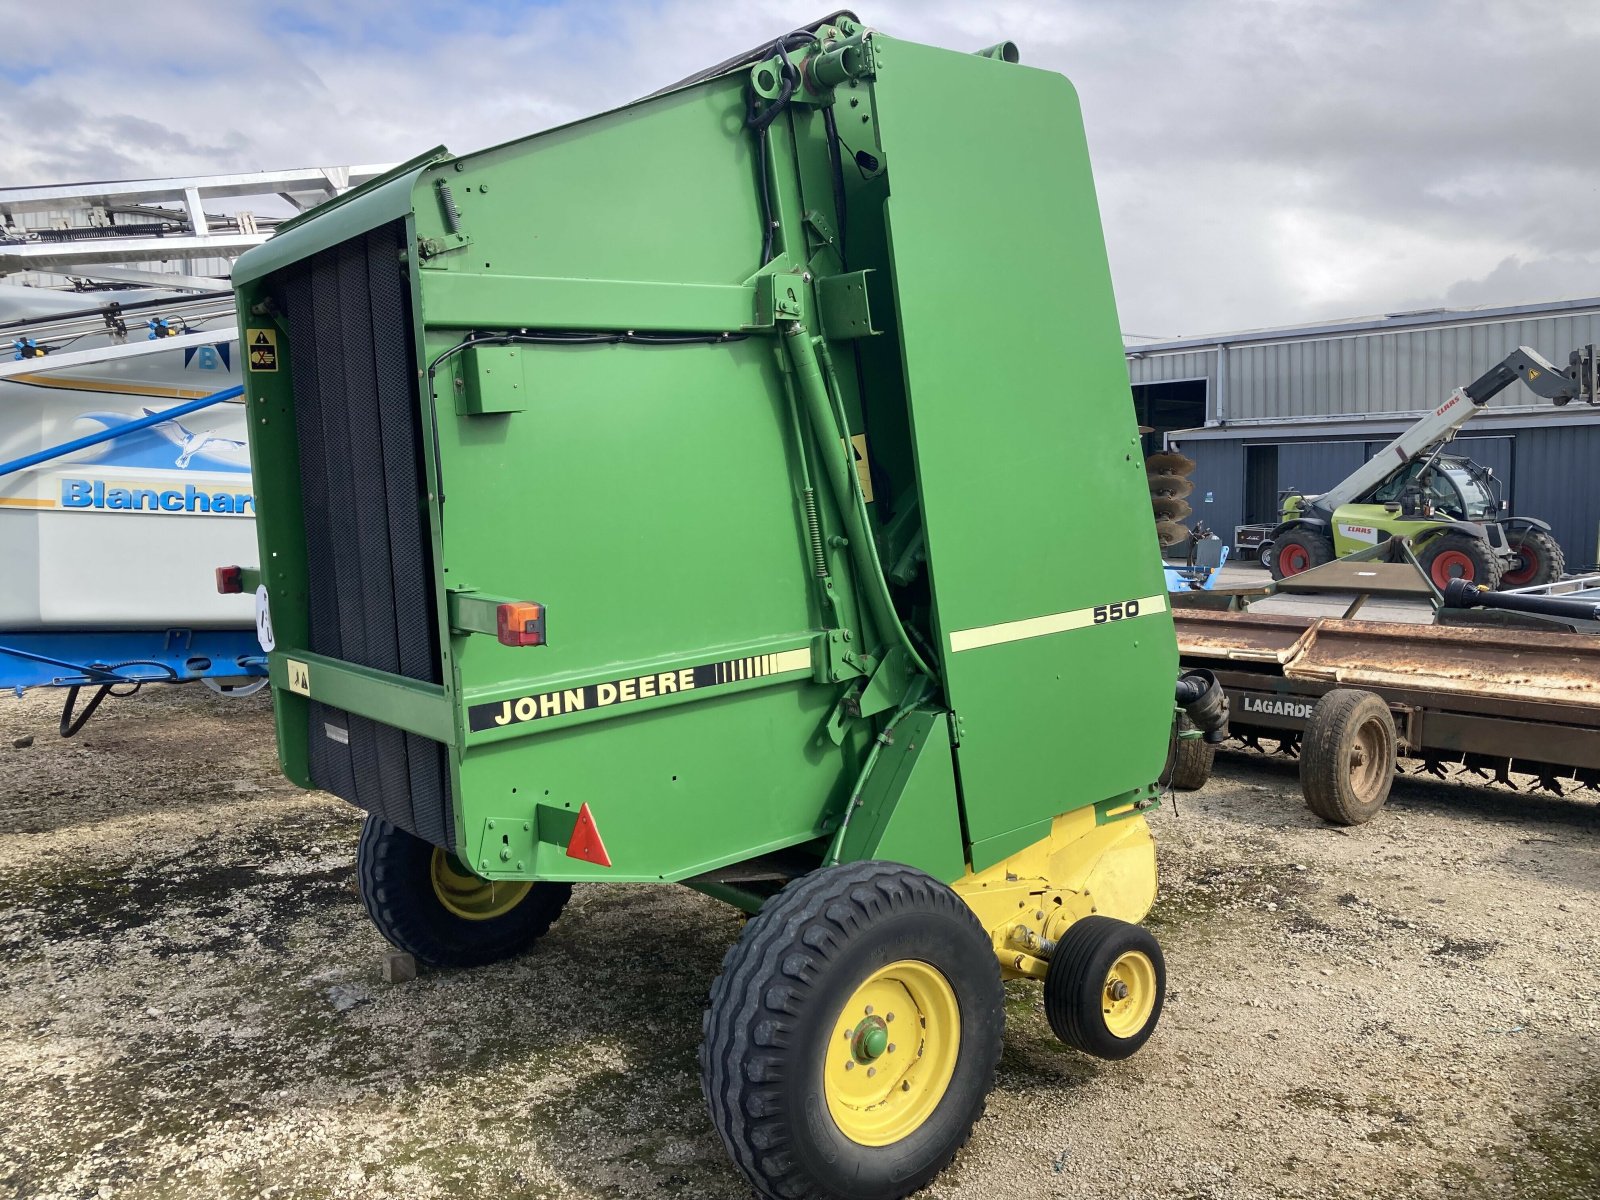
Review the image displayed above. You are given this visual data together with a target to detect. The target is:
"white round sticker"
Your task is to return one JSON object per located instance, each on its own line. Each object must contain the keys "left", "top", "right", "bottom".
{"left": 255, "top": 584, "right": 276, "bottom": 653}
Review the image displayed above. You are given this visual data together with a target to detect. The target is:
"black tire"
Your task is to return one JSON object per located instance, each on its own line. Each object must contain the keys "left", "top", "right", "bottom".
{"left": 1501, "top": 528, "right": 1564, "bottom": 588}
{"left": 1267, "top": 527, "right": 1334, "bottom": 580}
{"left": 1160, "top": 715, "right": 1215, "bottom": 791}
{"left": 1044, "top": 916, "right": 1166, "bottom": 1060}
{"left": 356, "top": 817, "right": 571, "bottom": 969}
{"left": 1300, "top": 689, "right": 1397, "bottom": 826}
{"left": 1417, "top": 531, "right": 1504, "bottom": 591}
{"left": 700, "top": 861, "right": 1004, "bottom": 1200}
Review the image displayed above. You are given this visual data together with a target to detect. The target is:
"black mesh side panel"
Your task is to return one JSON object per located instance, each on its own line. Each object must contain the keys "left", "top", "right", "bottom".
{"left": 275, "top": 221, "right": 453, "bottom": 850}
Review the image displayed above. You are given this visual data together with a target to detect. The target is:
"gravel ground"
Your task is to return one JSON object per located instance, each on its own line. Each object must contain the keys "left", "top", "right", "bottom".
{"left": 1, "top": 684, "right": 1597, "bottom": 1200}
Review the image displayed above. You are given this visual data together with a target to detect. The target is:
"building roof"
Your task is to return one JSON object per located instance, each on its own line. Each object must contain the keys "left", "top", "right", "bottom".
{"left": 1126, "top": 295, "right": 1600, "bottom": 357}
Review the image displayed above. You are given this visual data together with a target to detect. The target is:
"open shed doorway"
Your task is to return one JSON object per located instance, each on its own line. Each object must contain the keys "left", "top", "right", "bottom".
{"left": 1131, "top": 380, "right": 1207, "bottom": 457}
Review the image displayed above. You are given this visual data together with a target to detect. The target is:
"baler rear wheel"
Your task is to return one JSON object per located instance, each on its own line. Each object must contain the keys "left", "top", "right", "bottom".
{"left": 699, "top": 861, "right": 1003, "bottom": 1200}
{"left": 1300, "top": 689, "right": 1397, "bottom": 825}
{"left": 356, "top": 817, "right": 571, "bottom": 968}
{"left": 1043, "top": 916, "right": 1166, "bottom": 1059}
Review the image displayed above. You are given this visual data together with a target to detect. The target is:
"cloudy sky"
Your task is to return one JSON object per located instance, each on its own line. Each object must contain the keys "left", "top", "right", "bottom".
{"left": 4, "top": 0, "right": 1598, "bottom": 339}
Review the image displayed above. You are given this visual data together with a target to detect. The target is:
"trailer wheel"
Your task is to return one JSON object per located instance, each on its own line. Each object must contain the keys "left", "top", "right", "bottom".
{"left": 1160, "top": 714, "right": 1215, "bottom": 790}
{"left": 700, "top": 861, "right": 1003, "bottom": 1200}
{"left": 356, "top": 817, "right": 571, "bottom": 968}
{"left": 1269, "top": 528, "right": 1333, "bottom": 579}
{"left": 1300, "top": 690, "right": 1397, "bottom": 825}
{"left": 1501, "top": 528, "right": 1565, "bottom": 588}
{"left": 1418, "top": 532, "right": 1503, "bottom": 590}
{"left": 1044, "top": 916, "right": 1166, "bottom": 1060}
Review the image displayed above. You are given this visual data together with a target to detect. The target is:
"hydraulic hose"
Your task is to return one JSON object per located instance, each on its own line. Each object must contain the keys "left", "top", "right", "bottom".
{"left": 1175, "top": 668, "right": 1229, "bottom": 743}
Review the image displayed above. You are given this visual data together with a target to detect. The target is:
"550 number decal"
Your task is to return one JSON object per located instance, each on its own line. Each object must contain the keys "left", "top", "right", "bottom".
{"left": 1093, "top": 599, "right": 1143, "bottom": 624}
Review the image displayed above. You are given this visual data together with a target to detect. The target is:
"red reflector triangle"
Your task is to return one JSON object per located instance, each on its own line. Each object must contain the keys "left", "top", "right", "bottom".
{"left": 565, "top": 802, "right": 611, "bottom": 868}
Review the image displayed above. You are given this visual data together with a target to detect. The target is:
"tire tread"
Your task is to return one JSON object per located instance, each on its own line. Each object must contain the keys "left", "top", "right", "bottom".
{"left": 356, "top": 817, "right": 570, "bottom": 968}
{"left": 700, "top": 861, "right": 1003, "bottom": 1200}
{"left": 1300, "top": 689, "right": 1396, "bottom": 825}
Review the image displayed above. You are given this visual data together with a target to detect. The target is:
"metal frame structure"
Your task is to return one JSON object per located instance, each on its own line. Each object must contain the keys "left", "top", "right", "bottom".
{"left": 0, "top": 165, "right": 393, "bottom": 277}
{"left": 1, "top": 164, "right": 388, "bottom": 722}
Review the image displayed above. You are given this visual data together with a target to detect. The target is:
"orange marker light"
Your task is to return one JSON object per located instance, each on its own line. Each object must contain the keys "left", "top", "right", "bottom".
{"left": 496, "top": 601, "right": 546, "bottom": 647}
{"left": 565, "top": 802, "right": 611, "bottom": 868}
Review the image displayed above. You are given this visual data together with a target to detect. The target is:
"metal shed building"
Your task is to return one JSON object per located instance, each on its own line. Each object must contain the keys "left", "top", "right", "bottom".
{"left": 1125, "top": 297, "right": 1600, "bottom": 570}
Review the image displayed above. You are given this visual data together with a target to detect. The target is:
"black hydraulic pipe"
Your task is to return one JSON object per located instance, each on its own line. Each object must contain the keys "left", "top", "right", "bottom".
{"left": 0, "top": 289, "right": 232, "bottom": 334}
{"left": 1175, "top": 668, "right": 1229, "bottom": 744}
{"left": 1443, "top": 579, "right": 1600, "bottom": 623}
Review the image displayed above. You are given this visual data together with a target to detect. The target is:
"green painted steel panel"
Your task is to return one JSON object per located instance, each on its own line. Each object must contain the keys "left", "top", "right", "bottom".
{"left": 869, "top": 39, "right": 1177, "bottom": 856}
{"left": 838, "top": 709, "right": 966, "bottom": 882}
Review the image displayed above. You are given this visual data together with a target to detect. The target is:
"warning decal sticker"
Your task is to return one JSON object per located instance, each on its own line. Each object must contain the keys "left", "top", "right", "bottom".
{"left": 849, "top": 434, "right": 874, "bottom": 502}
{"left": 247, "top": 328, "right": 278, "bottom": 372}
{"left": 468, "top": 647, "right": 813, "bottom": 732}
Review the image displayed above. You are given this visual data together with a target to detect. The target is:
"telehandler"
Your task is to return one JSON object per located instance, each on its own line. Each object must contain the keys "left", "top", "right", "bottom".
{"left": 1264, "top": 345, "right": 1597, "bottom": 589}
{"left": 226, "top": 16, "right": 1223, "bottom": 1198}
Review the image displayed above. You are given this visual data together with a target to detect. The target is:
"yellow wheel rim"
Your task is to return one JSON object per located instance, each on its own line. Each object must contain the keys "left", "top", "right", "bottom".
{"left": 429, "top": 848, "right": 532, "bottom": 921}
{"left": 1102, "top": 950, "right": 1158, "bottom": 1039}
{"left": 822, "top": 959, "right": 960, "bottom": 1147}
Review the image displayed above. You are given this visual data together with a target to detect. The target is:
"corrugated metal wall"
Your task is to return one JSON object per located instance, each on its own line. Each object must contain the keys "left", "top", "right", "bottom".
{"left": 1128, "top": 348, "right": 1215, "bottom": 391}
{"left": 1127, "top": 305, "right": 1600, "bottom": 424}
{"left": 1276, "top": 441, "right": 1366, "bottom": 499}
{"left": 1171, "top": 437, "right": 1244, "bottom": 542}
{"left": 1515, "top": 424, "right": 1600, "bottom": 569}
{"left": 1224, "top": 313, "right": 1600, "bottom": 420}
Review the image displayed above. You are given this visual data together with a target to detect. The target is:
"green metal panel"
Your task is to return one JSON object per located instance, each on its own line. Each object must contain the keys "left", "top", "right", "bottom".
{"left": 868, "top": 39, "right": 1177, "bottom": 862}
{"left": 836, "top": 709, "right": 966, "bottom": 881}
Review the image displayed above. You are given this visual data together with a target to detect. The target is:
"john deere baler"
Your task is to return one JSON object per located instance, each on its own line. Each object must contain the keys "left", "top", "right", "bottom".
{"left": 231, "top": 16, "right": 1209, "bottom": 1198}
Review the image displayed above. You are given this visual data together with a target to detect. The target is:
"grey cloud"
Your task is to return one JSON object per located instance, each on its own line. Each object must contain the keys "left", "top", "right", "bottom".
{"left": 3, "top": 0, "right": 1595, "bottom": 335}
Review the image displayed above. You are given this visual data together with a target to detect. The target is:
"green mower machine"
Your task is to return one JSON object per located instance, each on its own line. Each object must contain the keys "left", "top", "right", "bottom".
{"left": 228, "top": 16, "right": 1223, "bottom": 1198}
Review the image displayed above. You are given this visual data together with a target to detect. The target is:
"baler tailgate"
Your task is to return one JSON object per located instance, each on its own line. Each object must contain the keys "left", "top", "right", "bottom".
{"left": 868, "top": 37, "right": 1176, "bottom": 862}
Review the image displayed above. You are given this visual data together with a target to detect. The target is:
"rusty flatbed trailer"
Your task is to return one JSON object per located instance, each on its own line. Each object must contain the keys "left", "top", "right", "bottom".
{"left": 1172, "top": 596, "right": 1600, "bottom": 823}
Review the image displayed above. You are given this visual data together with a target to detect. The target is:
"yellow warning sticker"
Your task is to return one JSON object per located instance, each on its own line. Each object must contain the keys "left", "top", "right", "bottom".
{"left": 849, "top": 433, "right": 874, "bottom": 503}
{"left": 286, "top": 658, "right": 310, "bottom": 696}
{"left": 247, "top": 328, "right": 279, "bottom": 372}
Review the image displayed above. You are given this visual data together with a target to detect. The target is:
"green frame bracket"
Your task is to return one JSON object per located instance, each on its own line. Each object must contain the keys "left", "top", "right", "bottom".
{"left": 817, "top": 270, "right": 879, "bottom": 341}
{"left": 269, "top": 650, "right": 455, "bottom": 743}
{"left": 447, "top": 588, "right": 527, "bottom": 637}
{"left": 755, "top": 273, "right": 808, "bottom": 327}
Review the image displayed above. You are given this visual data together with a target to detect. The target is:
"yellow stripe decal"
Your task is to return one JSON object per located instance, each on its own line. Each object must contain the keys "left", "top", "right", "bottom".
{"left": 0, "top": 496, "right": 58, "bottom": 508}
{"left": 948, "top": 593, "right": 1169, "bottom": 653}
{"left": 771, "top": 648, "right": 812, "bottom": 674}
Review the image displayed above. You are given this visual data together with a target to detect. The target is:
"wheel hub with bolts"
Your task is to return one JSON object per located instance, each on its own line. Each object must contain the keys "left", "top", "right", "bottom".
{"left": 823, "top": 959, "right": 961, "bottom": 1147}
{"left": 849, "top": 1014, "right": 891, "bottom": 1064}
{"left": 1100, "top": 951, "right": 1158, "bottom": 1039}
